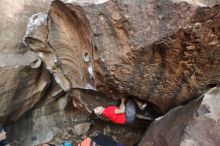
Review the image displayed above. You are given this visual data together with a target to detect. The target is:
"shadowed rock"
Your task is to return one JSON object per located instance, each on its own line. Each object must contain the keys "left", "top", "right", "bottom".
{"left": 139, "top": 87, "right": 220, "bottom": 146}
{"left": 0, "top": 0, "right": 53, "bottom": 122}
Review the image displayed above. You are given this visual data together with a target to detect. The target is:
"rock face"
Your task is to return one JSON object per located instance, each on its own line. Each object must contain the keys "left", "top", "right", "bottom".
{"left": 0, "top": 0, "right": 53, "bottom": 122}
{"left": 24, "top": 0, "right": 220, "bottom": 113}
{"left": 0, "top": 0, "right": 219, "bottom": 145}
{"left": 139, "top": 87, "right": 220, "bottom": 146}
{"left": 0, "top": 64, "right": 50, "bottom": 122}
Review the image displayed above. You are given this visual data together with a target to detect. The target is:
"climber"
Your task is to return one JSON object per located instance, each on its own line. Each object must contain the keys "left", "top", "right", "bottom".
{"left": 93, "top": 97, "right": 152, "bottom": 124}
{"left": 0, "top": 124, "right": 7, "bottom": 146}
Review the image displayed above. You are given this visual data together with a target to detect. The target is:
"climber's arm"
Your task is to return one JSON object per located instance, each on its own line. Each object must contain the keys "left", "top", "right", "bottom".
{"left": 115, "top": 97, "right": 126, "bottom": 114}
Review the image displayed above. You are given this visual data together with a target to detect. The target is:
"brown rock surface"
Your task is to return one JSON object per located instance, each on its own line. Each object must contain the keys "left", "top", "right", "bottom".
{"left": 84, "top": 1, "right": 220, "bottom": 112}
{"left": 139, "top": 87, "right": 220, "bottom": 146}
{"left": 24, "top": 0, "right": 220, "bottom": 113}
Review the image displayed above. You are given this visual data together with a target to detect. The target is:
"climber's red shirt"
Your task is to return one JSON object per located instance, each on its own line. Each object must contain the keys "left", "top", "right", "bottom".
{"left": 102, "top": 106, "right": 126, "bottom": 124}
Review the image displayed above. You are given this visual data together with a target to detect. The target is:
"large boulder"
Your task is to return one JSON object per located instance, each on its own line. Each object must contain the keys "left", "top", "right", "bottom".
{"left": 139, "top": 87, "right": 220, "bottom": 146}
{"left": 0, "top": 0, "right": 54, "bottom": 122}
{"left": 84, "top": 0, "right": 220, "bottom": 112}
{"left": 24, "top": 0, "right": 220, "bottom": 113}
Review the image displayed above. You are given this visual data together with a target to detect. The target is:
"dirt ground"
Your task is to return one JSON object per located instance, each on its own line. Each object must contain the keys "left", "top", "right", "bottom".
{"left": 44, "top": 119, "right": 148, "bottom": 146}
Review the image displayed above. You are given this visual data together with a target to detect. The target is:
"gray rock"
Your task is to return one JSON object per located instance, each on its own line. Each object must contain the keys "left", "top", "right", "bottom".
{"left": 139, "top": 87, "right": 220, "bottom": 146}
{"left": 72, "top": 123, "right": 91, "bottom": 136}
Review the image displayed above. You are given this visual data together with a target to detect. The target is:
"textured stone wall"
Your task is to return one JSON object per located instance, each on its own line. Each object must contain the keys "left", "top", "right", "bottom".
{"left": 0, "top": 0, "right": 53, "bottom": 122}
{"left": 139, "top": 87, "right": 220, "bottom": 146}
{"left": 24, "top": 0, "right": 220, "bottom": 113}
